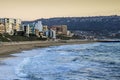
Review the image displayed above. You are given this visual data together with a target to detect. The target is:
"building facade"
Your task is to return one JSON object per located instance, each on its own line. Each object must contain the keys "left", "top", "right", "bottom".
{"left": 61, "top": 25, "right": 67, "bottom": 35}
{"left": 35, "top": 21, "right": 43, "bottom": 32}
{"left": 14, "top": 19, "right": 21, "bottom": 31}
{"left": 0, "top": 18, "right": 21, "bottom": 35}
{"left": 50, "top": 25, "right": 68, "bottom": 35}
{"left": 44, "top": 29, "right": 56, "bottom": 39}
{"left": 0, "top": 23, "right": 5, "bottom": 34}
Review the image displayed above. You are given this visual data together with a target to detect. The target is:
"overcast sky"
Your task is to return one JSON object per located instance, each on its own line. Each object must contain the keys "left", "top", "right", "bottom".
{"left": 0, "top": 0, "right": 120, "bottom": 20}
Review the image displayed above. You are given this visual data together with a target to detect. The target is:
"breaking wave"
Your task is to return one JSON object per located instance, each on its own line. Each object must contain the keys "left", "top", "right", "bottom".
{"left": 15, "top": 43, "right": 120, "bottom": 80}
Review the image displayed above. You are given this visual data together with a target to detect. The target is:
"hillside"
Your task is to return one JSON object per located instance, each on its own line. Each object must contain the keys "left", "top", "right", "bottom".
{"left": 22, "top": 15, "right": 120, "bottom": 32}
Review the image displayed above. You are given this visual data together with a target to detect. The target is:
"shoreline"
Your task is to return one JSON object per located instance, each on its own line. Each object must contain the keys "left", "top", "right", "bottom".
{"left": 0, "top": 40, "right": 96, "bottom": 60}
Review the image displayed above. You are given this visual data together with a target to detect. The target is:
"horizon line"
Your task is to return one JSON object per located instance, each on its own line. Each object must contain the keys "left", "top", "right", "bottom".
{"left": 0, "top": 15, "right": 119, "bottom": 21}
{"left": 22, "top": 15, "right": 120, "bottom": 21}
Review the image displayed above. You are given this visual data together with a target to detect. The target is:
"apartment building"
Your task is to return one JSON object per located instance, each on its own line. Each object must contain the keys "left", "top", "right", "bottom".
{"left": 0, "top": 18, "right": 21, "bottom": 35}
{"left": 50, "top": 25, "right": 68, "bottom": 35}
{"left": 0, "top": 23, "right": 5, "bottom": 34}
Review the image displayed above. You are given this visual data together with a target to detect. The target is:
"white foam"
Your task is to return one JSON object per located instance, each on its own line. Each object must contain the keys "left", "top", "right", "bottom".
{"left": 0, "top": 43, "right": 102, "bottom": 80}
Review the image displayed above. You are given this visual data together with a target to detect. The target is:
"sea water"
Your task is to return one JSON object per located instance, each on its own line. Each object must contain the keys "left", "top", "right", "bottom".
{"left": 0, "top": 42, "right": 120, "bottom": 80}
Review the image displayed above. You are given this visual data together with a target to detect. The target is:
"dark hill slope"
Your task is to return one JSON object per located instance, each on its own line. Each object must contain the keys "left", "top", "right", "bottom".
{"left": 23, "top": 16, "right": 120, "bottom": 31}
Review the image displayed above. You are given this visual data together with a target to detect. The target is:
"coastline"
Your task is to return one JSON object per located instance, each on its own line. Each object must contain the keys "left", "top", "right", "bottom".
{"left": 0, "top": 40, "right": 96, "bottom": 60}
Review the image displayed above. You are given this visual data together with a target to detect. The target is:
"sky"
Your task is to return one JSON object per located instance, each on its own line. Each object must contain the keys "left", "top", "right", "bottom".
{"left": 0, "top": 0, "right": 120, "bottom": 20}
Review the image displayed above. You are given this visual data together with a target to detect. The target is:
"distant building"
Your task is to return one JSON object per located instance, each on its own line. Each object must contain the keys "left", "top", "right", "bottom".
{"left": 51, "top": 29, "right": 56, "bottom": 39}
{"left": 26, "top": 24, "right": 30, "bottom": 37}
{"left": 44, "top": 29, "right": 56, "bottom": 40}
{"left": 22, "top": 24, "right": 31, "bottom": 37}
{"left": 22, "top": 23, "right": 34, "bottom": 34}
{"left": 35, "top": 21, "right": 43, "bottom": 32}
{"left": 0, "top": 23, "right": 5, "bottom": 34}
{"left": 13, "top": 19, "right": 21, "bottom": 31}
{"left": 0, "top": 18, "right": 21, "bottom": 35}
{"left": 61, "top": 25, "right": 67, "bottom": 35}
{"left": 35, "top": 29, "right": 40, "bottom": 37}
{"left": 50, "top": 25, "right": 68, "bottom": 35}
{"left": 22, "top": 21, "right": 45, "bottom": 37}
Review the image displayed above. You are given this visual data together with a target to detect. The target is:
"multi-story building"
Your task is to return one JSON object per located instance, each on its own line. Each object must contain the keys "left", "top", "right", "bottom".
{"left": 50, "top": 25, "right": 68, "bottom": 35}
{"left": 44, "top": 29, "right": 56, "bottom": 39}
{"left": 35, "top": 21, "right": 43, "bottom": 32}
{"left": 35, "top": 29, "right": 40, "bottom": 37}
{"left": 61, "top": 25, "right": 67, "bottom": 35}
{"left": 14, "top": 19, "right": 21, "bottom": 31}
{"left": 25, "top": 24, "right": 30, "bottom": 37}
{"left": 0, "top": 23, "right": 5, "bottom": 34}
{"left": 22, "top": 23, "right": 34, "bottom": 34}
{"left": 22, "top": 21, "right": 44, "bottom": 37}
{"left": 0, "top": 18, "right": 21, "bottom": 35}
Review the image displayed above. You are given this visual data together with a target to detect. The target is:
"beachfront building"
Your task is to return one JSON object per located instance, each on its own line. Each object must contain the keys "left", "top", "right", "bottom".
{"left": 61, "top": 25, "right": 67, "bottom": 35}
{"left": 44, "top": 28, "right": 56, "bottom": 40}
{"left": 25, "top": 24, "right": 30, "bottom": 37}
{"left": 35, "top": 21, "right": 43, "bottom": 32}
{"left": 22, "top": 22, "right": 35, "bottom": 34}
{"left": 22, "top": 21, "right": 43, "bottom": 37}
{"left": 0, "top": 23, "right": 5, "bottom": 34}
{"left": 22, "top": 24, "right": 33, "bottom": 37}
{"left": 13, "top": 19, "right": 21, "bottom": 31}
{"left": 50, "top": 25, "right": 68, "bottom": 35}
{"left": 51, "top": 29, "right": 56, "bottom": 39}
{"left": 35, "top": 29, "right": 40, "bottom": 37}
{"left": 0, "top": 18, "right": 21, "bottom": 35}
{"left": 22, "top": 21, "right": 56, "bottom": 39}
{"left": 34, "top": 21, "right": 45, "bottom": 37}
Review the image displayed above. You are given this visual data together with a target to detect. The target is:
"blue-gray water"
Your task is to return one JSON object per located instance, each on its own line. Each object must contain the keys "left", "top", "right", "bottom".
{"left": 0, "top": 42, "right": 120, "bottom": 80}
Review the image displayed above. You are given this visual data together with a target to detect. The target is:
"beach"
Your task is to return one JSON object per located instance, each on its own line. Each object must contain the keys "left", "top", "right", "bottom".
{"left": 0, "top": 40, "right": 96, "bottom": 60}
{"left": 0, "top": 42, "right": 119, "bottom": 80}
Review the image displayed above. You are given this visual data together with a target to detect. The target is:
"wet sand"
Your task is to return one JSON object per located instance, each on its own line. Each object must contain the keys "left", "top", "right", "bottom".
{"left": 0, "top": 40, "right": 96, "bottom": 60}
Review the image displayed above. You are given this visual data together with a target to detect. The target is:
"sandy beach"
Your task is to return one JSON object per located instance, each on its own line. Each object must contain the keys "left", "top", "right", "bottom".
{"left": 0, "top": 40, "right": 96, "bottom": 60}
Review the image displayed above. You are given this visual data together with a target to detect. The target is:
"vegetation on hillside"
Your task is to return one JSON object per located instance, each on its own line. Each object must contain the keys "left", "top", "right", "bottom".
{"left": 23, "top": 15, "right": 120, "bottom": 32}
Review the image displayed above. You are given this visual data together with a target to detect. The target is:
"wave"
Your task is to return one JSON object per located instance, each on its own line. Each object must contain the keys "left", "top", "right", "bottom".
{"left": 15, "top": 42, "right": 120, "bottom": 80}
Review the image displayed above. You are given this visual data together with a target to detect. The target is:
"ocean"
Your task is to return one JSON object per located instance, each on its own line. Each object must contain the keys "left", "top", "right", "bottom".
{"left": 0, "top": 42, "right": 120, "bottom": 80}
